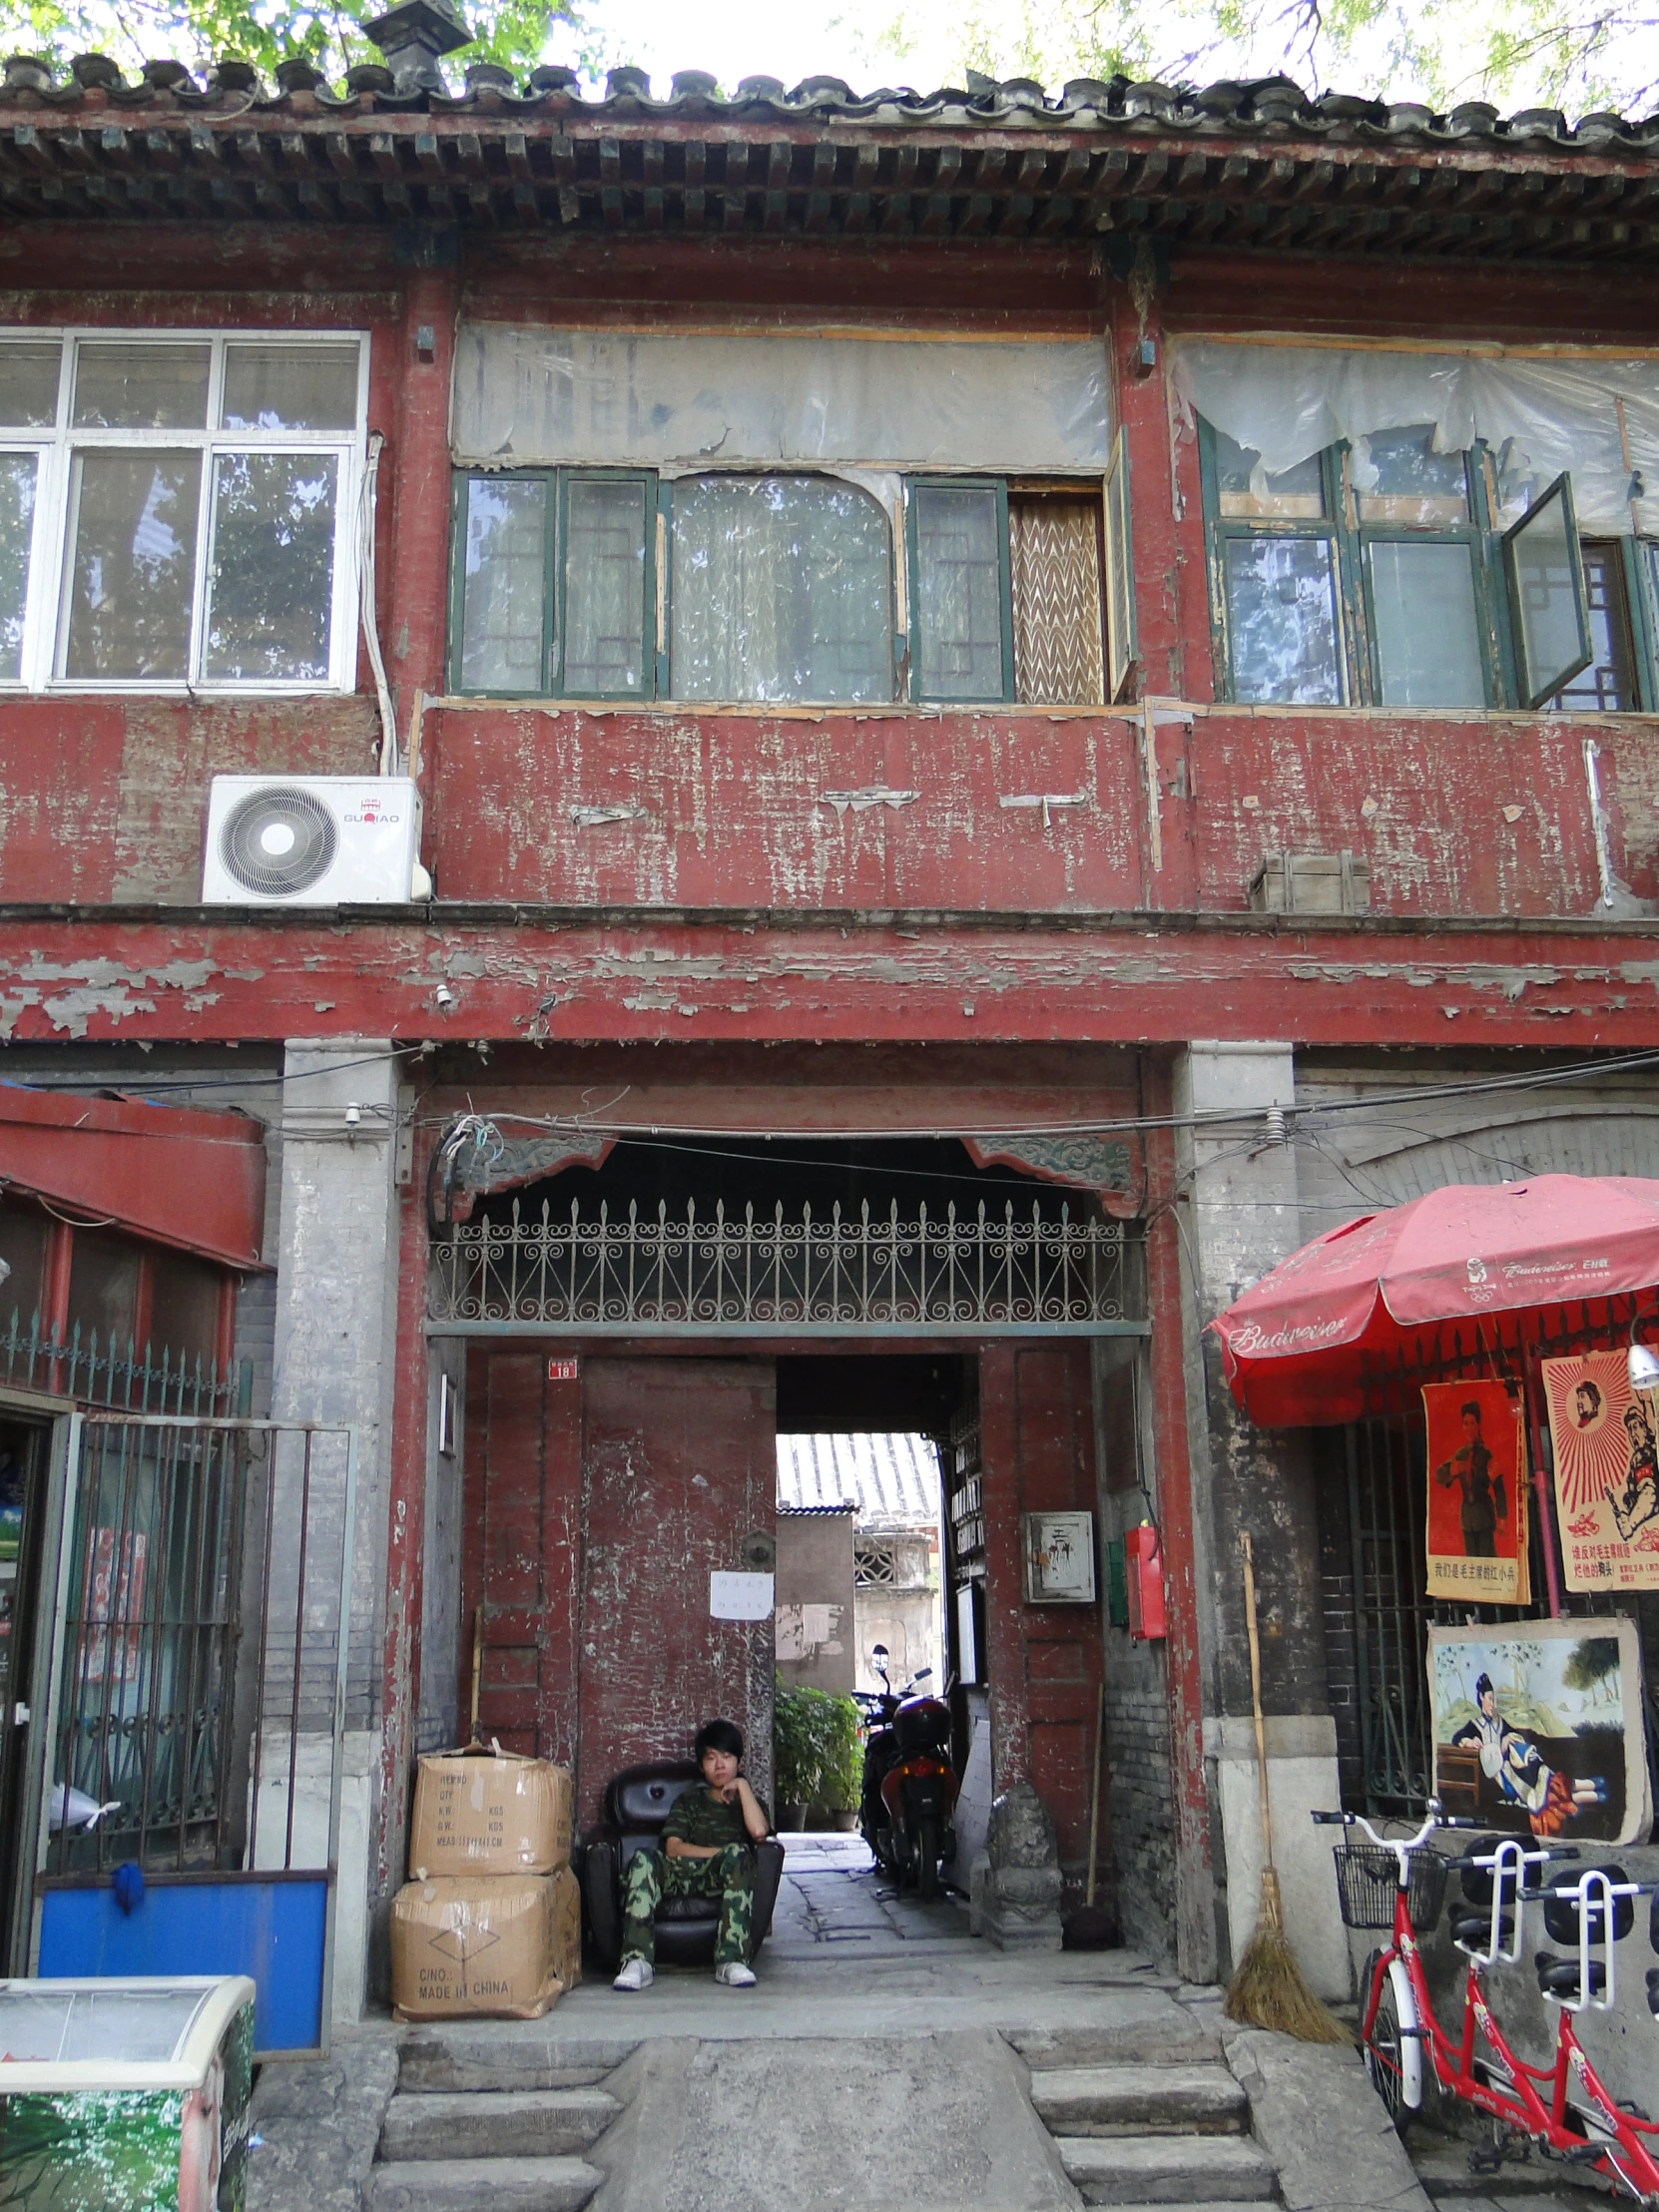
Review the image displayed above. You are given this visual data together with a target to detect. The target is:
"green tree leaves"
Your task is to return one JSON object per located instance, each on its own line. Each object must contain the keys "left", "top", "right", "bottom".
{"left": 6, "top": 0, "right": 605, "bottom": 89}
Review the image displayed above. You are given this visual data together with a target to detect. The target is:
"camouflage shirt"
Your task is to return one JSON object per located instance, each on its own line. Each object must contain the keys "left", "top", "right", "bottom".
{"left": 661, "top": 1782, "right": 755, "bottom": 1852}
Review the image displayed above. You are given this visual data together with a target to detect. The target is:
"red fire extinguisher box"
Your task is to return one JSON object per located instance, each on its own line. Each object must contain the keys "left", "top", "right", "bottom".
{"left": 1125, "top": 1522, "right": 1166, "bottom": 1641}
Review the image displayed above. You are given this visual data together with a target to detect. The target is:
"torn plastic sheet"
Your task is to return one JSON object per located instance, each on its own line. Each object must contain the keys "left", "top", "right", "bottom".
{"left": 1171, "top": 338, "right": 1659, "bottom": 534}
{"left": 451, "top": 327, "right": 1111, "bottom": 472}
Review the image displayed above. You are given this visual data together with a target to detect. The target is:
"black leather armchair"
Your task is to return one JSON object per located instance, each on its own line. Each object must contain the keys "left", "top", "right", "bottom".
{"left": 581, "top": 1761, "right": 786, "bottom": 1969}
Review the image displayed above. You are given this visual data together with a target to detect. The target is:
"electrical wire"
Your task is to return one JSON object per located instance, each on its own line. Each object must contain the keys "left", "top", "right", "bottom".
{"left": 415, "top": 1046, "right": 1659, "bottom": 1150}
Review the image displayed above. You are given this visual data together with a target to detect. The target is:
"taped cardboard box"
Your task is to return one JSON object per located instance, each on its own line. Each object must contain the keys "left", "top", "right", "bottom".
{"left": 390, "top": 1867, "right": 582, "bottom": 2021}
{"left": 408, "top": 1744, "right": 572, "bottom": 1876}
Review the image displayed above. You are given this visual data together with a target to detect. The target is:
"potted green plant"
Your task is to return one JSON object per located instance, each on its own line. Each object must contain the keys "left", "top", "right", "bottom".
{"left": 808, "top": 1693, "right": 863, "bottom": 1830}
{"left": 773, "top": 1675, "right": 825, "bottom": 1828}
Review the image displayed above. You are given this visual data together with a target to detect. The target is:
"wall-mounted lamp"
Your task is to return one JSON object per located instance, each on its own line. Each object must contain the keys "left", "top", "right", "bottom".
{"left": 415, "top": 323, "right": 437, "bottom": 363}
{"left": 1134, "top": 334, "right": 1157, "bottom": 377}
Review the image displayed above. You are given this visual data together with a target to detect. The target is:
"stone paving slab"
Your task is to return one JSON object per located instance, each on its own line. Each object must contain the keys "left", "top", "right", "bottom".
{"left": 587, "top": 2029, "right": 1084, "bottom": 2212}
{"left": 1223, "top": 2024, "right": 1432, "bottom": 2212}
{"left": 247, "top": 2033, "right": 401, "bottom": 2212}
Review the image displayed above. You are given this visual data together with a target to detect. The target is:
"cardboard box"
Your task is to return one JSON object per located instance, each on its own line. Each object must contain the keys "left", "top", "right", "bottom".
{"left": 408, "top": 1746, "right": 572, "bottom": 1877}
{"left": 390, "top": 1868, "right": 582, "bottom": 2021}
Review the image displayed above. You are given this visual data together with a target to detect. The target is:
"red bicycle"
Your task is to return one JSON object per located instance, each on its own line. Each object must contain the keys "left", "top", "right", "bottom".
{"left": 1315, "top": 1802, "right": 1659, "bottom": 2204}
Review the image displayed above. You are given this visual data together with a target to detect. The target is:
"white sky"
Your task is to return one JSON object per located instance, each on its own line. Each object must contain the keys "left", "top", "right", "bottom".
{"left": 578, "top": 0, "right": 960, "bottom": 96}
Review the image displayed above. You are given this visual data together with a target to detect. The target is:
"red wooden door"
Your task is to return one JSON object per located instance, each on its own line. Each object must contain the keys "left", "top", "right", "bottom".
{"left": 461, "top": 1351, "right": 776, "bottom": 1834}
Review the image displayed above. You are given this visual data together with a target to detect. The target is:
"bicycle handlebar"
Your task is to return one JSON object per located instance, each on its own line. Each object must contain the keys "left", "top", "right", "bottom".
{"left": 1310, "top": 1803, "right": 1474, "bottom": 1854}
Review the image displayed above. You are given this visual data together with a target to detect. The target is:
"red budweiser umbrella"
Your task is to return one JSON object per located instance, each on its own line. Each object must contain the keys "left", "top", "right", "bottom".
{"left": 1211, "top": 1175, "right": 1659, "bottom": 1427}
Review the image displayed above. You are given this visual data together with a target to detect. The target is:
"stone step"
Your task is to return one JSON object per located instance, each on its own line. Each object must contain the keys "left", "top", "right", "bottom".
{"left": 1057, "top": 2133, "right": 1278, "bottom": 2206}
{"left": 367, "top": 2155, "right": 603, "bottom": 2212}
{"left": 1029, "top": 2063, "right": 1248, "bottom": 2136}
{"left": 379, "top": 2089, "right": 620, "bottom": 2162}
{"left": 398, "top": 2030, "right": 638, "bottom": 2094}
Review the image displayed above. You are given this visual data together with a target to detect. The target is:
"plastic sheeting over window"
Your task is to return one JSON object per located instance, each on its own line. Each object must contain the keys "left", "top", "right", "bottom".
{"left": 452, "top": 327, "right": 1111, "bottom": 473}
{"left": 1172, "top": 339, "right": 1659, "bottom": 535}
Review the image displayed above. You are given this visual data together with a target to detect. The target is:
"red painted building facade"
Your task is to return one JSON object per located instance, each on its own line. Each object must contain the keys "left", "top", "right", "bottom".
{"left": 1, "top": 11, "right": 1657, "bottom": 2011}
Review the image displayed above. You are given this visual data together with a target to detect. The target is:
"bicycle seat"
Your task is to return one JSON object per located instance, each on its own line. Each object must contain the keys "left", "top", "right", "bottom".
{"left": 1647, "top": 1967, "right": 1659, "bottom": 2020}
{"left": 1449, "top": 1906, "right": 1513, "bottom": 1952}
{"left": 1541, "top": 1865, "right": 1634, "bottom": 1948}
{"left": 1457, "top": 1835, "right": 1520, "bottom": 1912}
{"left": 1535, "top": 1949, "right": 1608, "bottom": 2003}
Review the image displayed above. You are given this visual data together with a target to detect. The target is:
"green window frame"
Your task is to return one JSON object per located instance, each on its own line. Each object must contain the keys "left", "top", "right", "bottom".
{"left": 1197, "top": 423, "right": 1352, "bottom": 707}
{"left": 905, "top": 476, "right": 1015, "bottom": 705}
{"left": 449, "top": 464, "right": 1115, "bottom": 709}
{"left": 447, "top": 466, "right": 659, "bottom": 701}
{"left": 1195, "top": 417, "right": 1659, "bottom": 714}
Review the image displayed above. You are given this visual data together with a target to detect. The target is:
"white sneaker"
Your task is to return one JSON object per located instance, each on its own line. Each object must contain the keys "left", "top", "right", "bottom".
{"left": 612, "top": 1957, "right": 655, "bottom": 1990}
{"left": 714, "top": 1960, "right": 757, "bottom": 1988}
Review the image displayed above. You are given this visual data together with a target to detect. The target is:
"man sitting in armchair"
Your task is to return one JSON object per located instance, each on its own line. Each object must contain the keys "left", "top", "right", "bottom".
{"left": 612, "top": 1718, "right": 771, "bottom": 1990}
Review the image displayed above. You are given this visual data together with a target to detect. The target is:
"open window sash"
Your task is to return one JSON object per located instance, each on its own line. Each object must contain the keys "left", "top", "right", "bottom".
{"left": 1502, "top": 472, "right": 1593, "bottom": 709}
{"left": 1103, "top": 428, "right": 1137, "bottom": 702}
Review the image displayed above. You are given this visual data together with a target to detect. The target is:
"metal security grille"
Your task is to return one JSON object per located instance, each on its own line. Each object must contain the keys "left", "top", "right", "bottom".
{"left": 42, "top": 1418, "right": 356, "bottom": 1879}
{"left": 1340, "top": 1298, "right": 1640, "bottom": 1815}
{"left": 429, "top": 1197, "right": 1142, "bottom": 1339}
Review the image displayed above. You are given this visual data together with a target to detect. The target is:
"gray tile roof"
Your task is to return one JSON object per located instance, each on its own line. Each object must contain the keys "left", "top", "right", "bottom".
{"left": 2, "top": 50, "right": 1654, "bottom": 259}
{"left": 777, "top": 1432, "right": 942, "bottom": 1527}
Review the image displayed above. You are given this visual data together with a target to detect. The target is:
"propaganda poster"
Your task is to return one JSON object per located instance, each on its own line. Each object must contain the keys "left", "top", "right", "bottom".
{"left": 1422, "top": 1379, "right": 1529, "bottom": 1605}
{"left": 1541, "top": 1350, "right": 1659, "bottom": 1592}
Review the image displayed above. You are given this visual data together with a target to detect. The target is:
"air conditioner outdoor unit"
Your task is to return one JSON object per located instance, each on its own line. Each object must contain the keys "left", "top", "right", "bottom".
{"left": 202, "top": 777, "right": 424, "bottom": 905}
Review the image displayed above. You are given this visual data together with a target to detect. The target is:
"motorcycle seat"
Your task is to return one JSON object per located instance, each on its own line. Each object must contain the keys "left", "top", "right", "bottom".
{"left": 1646, "top": 1967, "right": 1659, "bottom": 2019}
{"left": 1449, "top": 1908, "right": 1512, "bottom": 1952}
{"left": 1534, "top": 1950, "right": 1607, "bottom": 2003}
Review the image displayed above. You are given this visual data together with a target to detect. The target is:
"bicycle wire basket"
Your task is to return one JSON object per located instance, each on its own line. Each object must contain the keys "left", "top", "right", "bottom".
{"left": 1333, "top": 1844, "right": 1448, "bottom": 1933}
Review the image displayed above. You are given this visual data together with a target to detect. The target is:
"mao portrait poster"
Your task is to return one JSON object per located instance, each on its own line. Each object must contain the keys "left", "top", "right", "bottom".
{"left": 1428, "top": 1618, "right": 1649, "bottom": 1847}
{"left": 1422, "top": 1381, "right": 1528, "bottom": 1605}
{"left": 1541, "top": 1350, "right": 1659, "bottom": 1592}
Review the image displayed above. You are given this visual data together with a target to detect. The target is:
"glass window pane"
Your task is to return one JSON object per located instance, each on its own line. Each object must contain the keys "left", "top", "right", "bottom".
{"left": 911, "top": 483, "right": 1003, "bottom": 700}
{"left": 221, "top": 342, "right": 360, "bottom": 432}
{"left": 1212, "top": 426, "right": 1325, "bottom": 519}
{"left": 1357, "top": 424, "right": 1469, "bottom": 525}
{"left": 66, "top": 1229, "right": 139, "bottom": 1351}
{"left": 73, "top": 342, "right": 210, "bottom": 430}
{"left": 0, "top": 341, "right": 61, "bottom": 428}
{"left": 673, "top": 474, "right": 893, "bottom": 704}
{"left": 1224, "top": 535, "right": 1343, "bottom": 705}
{"left": 0, "top": 1202, "right": 49, "bottom": 1333}
{"left": 1504, "top": 478, "right": 1588, "bottom": 705}
{"left": 1369, "top": 541, "right": 1484, "bottom": 707}
{"left": 203, "top": 452, "right": 338, "bottom": 682}
{"left": 64, "top": 450, "right": 202, "bottom": 680}
{"left": 563, "top": 476, "right": 647, "bottom": 695}
{"left": 460, "top": 476, "right": 547, "bottom": 692}
{"left": 0, "top": 453, "right": 36, "bottom": 682}
{"left": 1550, "top": 541, "right": 1635, "bottom": 712}
{"left": 147, "top": 1250, "right": 222, "bottom": 1366}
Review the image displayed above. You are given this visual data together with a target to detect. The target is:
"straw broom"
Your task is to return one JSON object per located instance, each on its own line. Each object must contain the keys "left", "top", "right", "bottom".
{"left": 1223, "top": 1533, "right": 1351, "bottom": 2043}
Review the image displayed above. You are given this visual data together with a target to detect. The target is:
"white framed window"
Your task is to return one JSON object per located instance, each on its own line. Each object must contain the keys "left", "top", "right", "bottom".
{"left": 0, "top": 330, "right": 368, "bottom": 695}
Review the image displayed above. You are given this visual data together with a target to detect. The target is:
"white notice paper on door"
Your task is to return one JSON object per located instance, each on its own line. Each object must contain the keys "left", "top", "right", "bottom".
{"left": 710, "top": 1571, "right": 775, "bottom": 1620}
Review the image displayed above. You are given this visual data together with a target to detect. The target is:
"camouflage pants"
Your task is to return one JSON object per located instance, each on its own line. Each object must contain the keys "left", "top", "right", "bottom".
{"left": 621, "top": 1843, "right": 754, "bottom": 1966}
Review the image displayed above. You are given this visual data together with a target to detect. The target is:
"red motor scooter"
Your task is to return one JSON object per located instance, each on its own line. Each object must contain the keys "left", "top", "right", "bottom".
{"left": 854, "top": 1644, "right": 960, "bottom": 1900}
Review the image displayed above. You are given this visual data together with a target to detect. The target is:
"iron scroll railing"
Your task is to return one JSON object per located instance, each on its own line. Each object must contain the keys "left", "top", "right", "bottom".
{"left": 427, "top": 1196, "right": 1144, "bottom": 1337}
